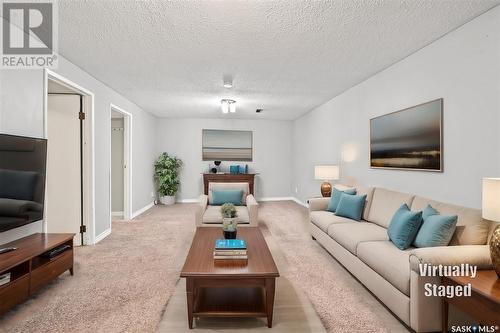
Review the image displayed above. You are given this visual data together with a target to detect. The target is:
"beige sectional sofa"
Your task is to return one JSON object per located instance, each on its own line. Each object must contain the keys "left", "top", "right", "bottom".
{"left": 309, "top": 185, "right": 494, "bottom": 332}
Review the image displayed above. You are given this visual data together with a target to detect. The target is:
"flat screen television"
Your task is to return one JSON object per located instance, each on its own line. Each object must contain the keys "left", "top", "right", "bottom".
{"left": 0, "top": 134, "right": 47, "bottom": 232}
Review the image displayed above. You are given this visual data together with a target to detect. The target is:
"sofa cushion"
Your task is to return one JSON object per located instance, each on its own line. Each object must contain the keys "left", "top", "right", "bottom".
{"left": 208, "top": 182, "right": 249, "bottom": 205}
{"left": 411, "top": 196, "right": 489, "bottom": 245}
{"left": 367, "top": 188, "right": 415, "bottom": 228}
{"left": 354, "top": 185, "right": 375, "bottom": 220}
{"left": 327, "top": 222, "right": 389, "bottom": 255}
{"left": 203, "top": 206, "right": 249, "bottom": 224}
{"left": 310, "top": 211, "right": 355, "bottom": 232}
{"left": 357, "top": 241, "right": 412, "bottom": 296}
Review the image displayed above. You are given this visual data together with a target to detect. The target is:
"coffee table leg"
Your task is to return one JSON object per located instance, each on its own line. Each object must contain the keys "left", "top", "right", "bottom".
{"left": 186, "top": 278, "right": 194, "bottom": 329}
{"left": 265, "top": 278, "right": 276, "bottom": 328}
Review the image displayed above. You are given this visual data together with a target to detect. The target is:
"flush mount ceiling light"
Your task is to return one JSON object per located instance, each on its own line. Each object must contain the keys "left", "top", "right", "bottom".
{"left": 221, "top": 99, "right": 236, "bottom": 113}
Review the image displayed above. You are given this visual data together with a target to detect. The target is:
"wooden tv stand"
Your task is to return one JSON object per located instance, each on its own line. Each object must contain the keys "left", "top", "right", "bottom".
{"left": 0, "top": 233, "right": 75, "bottom": 315}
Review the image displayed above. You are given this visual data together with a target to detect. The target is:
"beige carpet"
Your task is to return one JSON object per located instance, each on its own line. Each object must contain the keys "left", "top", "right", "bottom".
{"left": 0, "top": 201, "right": 407, "bottom": 333}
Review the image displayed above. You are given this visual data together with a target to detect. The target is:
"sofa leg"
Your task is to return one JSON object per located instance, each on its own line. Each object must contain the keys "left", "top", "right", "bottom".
{"left": 311, "top": 236, "right": 316, "bottom": 240}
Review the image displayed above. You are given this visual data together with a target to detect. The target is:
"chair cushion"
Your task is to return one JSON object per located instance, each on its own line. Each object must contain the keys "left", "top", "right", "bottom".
{"left": 203, "top": 206, "right": 249, "bottom": 224}
{"left": 327, "top": 222, "right": 389, "bottom": 255}
{"left": 335, "top": 193, "right": 367, "bottom": 221}
{"left": 211, "top": 190, "right": 243, "bottom": 206}
{"left": 414, "top": 205, "right": 458, "bottom": 248}
{"left": 327, "top": 188, "right": 356, "bottom": 212}
{"left": 310, "top": 211, "right": 355, "bottom": 232}
{"left": 387, "top": 204, "right": 423, "bottom": 250}
{"left": 367, "top": 188, "right": 414, "bottom": 228}
{"left": 208, "top": 182, "right": 249, "bottom": 205}
{"left": 411, "top": 196, "right": 488, "bottom": 246}
{"left": 357, "top": 241, "right": 412, "bottom": 296}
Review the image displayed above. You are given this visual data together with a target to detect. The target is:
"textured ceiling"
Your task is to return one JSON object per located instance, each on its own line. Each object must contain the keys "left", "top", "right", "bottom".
{"left": 57, "top": 1, "right": 499, "bottom": 120}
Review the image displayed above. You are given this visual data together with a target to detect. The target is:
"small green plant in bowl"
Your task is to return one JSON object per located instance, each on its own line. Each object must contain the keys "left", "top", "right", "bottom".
{"left": 221, "top": 203, "right": 238, "bottom": 239}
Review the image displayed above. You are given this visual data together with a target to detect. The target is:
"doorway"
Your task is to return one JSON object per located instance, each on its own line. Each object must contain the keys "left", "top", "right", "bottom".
{"left": 110, "top": 104, "right": 132, "bottom": 222}
{"left": 44, "top": 70, "right": 95, "bottom": 245}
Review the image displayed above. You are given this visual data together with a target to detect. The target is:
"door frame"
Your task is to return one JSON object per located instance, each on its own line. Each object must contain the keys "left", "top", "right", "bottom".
{"left": 110, "top": 103, "right": 132, "bottom": 221}
{"left": 43, "top": 69, "right": 96, "bottom": 245}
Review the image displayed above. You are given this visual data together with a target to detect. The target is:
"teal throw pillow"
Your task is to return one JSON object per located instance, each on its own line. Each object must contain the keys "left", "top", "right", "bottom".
{"left": 334, "top": 193, "right": 366, "bottom": 221}
{"left": 422, "top": 204, "right": 438, "bottom": 220}
{"left": 327, "top": 188, "right": 356, "bottom": 212}
{"left": 414, "top": 205, "right": 458, "bottom": 248}
{"left": 211, "top": 190, "right": 243, "bottom": 206}
{"left": 387, "top": 204, "right": 423, "bottom": 250}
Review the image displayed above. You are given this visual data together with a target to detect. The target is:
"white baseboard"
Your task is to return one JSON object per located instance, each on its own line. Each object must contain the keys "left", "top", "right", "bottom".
{"left": 111, "top": 211, "right": 124, "bottom": 217}
{"left": 258, "top": 196, "right": 309, "bottom": 208}
{"left": 175, "top": 196, "right": 310, "bottom": 208}
{"left": 132, "top": 201, "right": 154, "bottom": 218}
{"left": 292, "top": 197, "right": 309, "bottom": 208}
{"left": 258, "top": 197, "right": 295, "bottom": 202}
{"left": 94, "top": 228, "right": 111, "bottom": 244}
{"left": 178, "top": 198, "right": 199, "bottom": 203}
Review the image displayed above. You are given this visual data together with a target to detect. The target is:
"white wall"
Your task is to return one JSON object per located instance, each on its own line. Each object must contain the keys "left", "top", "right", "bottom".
{"left": 293, "top": 6, "right": 500, "bottom": 208}
{"left": 0, "top": 55, "right": 157, "bottom": 244}
{"left": 156, "top": 118, "right": 293, "bottom": 200}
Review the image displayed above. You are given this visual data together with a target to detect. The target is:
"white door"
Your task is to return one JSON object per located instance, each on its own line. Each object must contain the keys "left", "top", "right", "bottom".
{"left": 111, "top": 118, "right": 124, "bottom": 217}
{"left": 46, "top": 94, "right": 82, "bottom": 245}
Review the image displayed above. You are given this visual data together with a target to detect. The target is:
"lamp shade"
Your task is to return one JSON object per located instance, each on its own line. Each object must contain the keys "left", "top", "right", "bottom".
{"left": 482, "top": 178, "right": 500, "bottom": 222}
{"left": 314, "top": 165, "right": 339, "bottom": 181}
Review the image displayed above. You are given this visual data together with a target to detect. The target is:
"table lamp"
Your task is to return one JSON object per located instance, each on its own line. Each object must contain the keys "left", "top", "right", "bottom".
{"left": 314, "top": 165, "right": 339, "bottom": 197}
{"left": 482, "top": 178, "right": 500, "bottom": 278}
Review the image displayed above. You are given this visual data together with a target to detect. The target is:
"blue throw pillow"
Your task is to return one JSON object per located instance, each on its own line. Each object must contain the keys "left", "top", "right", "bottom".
{"left": 334, "top": 193, "right": 366, "bottom": 221}
{"left": 387, "top": 204, "right": 423, "bottom": 250}
{"left": 414, "top": 205, "right": 458, "bottom": 248}
{"left": 211, "top": 190, "right": 243, "bottom": 206}
{"left": 422, "top": 204, "right": 438, "bottom": 220}
{"left": 327, "top": 188, "right": 356, "bottom": 212}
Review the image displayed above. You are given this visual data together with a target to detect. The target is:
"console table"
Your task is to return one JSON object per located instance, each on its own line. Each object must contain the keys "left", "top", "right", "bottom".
{"left": 203, "top": 173, "right": 257, "bottom": 195}
{"left": 0, "top": 233, "right": 75, "bottom": 315}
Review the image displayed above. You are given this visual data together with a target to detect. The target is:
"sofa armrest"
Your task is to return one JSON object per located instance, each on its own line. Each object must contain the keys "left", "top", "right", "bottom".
{"left": 195, "top": 194, "right": 208, "bottom": 226}
{"left": 308, "top": 197, "right": 329, "bottom": 212}
{"left": 246, "top": 194, "right": 259, "bottom": 227}
{"left": 409, "top": 245, "right": 492, "bottom": 272}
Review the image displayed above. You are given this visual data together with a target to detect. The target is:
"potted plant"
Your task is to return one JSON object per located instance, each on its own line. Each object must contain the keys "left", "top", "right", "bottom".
{"left": 154, "top": 152, "right": 182, "bottom": 205}
{"left": 221, "top": 203, "right": 238, "bottom": 239}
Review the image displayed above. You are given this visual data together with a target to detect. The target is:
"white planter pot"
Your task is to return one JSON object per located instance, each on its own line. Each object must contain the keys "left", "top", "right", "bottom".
{"left": 160, "top": 195, "right": 176, "bottom": 205}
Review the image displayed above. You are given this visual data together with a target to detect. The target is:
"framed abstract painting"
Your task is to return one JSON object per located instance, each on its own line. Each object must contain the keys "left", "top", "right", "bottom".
{"left": 370, "top": 99, "right": 443, "bottom": 171}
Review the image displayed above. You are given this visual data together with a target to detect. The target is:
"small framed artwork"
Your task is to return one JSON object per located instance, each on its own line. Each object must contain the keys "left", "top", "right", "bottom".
{"left": 370, "top": 98, "right": 443, "bottom": 172}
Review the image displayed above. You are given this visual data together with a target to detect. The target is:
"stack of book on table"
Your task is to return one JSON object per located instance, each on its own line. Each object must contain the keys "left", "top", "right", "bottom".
{"left": 214, "top": 239, "right": 247, "bottom": 260}
{"left": 0, "top": 272, "right": 11, "bottom": 286}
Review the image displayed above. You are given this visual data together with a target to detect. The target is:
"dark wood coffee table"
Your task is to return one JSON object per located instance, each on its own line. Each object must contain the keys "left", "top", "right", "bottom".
{"left": 180, "top": 227, "right": 280, "bottom": 329}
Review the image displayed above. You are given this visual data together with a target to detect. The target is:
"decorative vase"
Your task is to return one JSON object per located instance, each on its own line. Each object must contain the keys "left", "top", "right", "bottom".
{"left": 160, "top": 195, "right": 175, "bottom": 205}
{"left": 490, "top": 224, "right": 500, "bottom": 278}
{"left": 320, "top": 181, "right": 332, "bottom": 197}
{"left": 222, "top": 218, "right": 237, "bottom": 239}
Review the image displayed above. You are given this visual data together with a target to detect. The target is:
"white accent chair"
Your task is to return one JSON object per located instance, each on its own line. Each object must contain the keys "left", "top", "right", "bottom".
{"left": 195, "top": 182, "right": 259, "bottom": 227}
